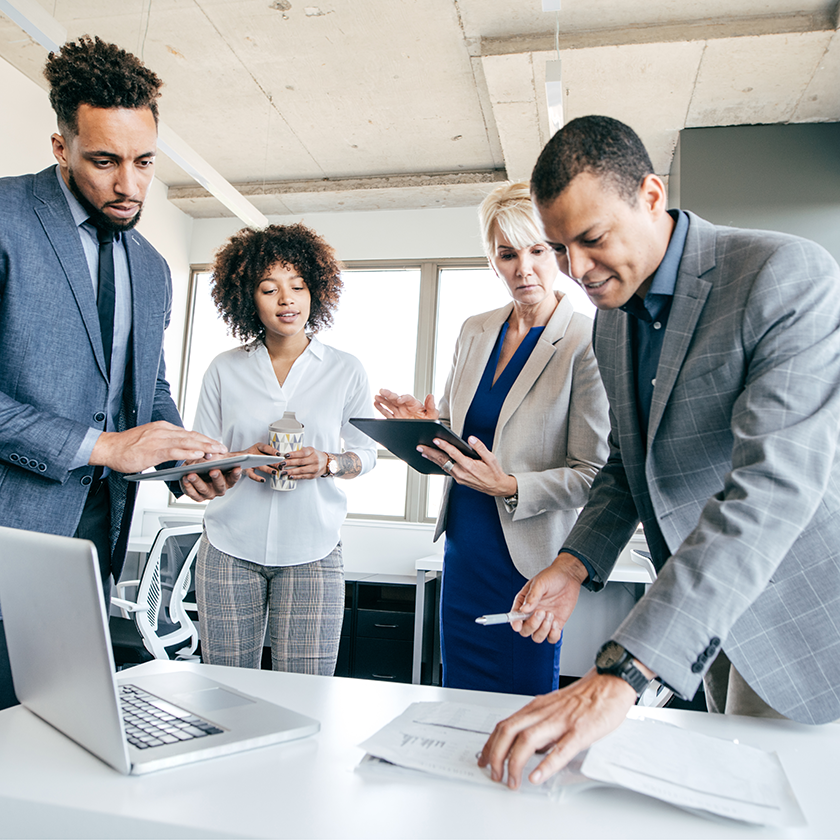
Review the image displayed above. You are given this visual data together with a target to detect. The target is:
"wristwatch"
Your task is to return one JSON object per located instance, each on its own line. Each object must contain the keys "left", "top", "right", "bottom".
{"left": 502, "top": 491, "right": 519, "bottom": 512}
{"left": 322, "top": 453, "right": 340, "bottom": 477}
{"left": 595, "top": 640, "right": 651, "bottom": 696}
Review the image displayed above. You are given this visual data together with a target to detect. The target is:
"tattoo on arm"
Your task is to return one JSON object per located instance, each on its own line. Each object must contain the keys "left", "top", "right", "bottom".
{"left": 332, "top": 452, "right": 362, "bottom": 478}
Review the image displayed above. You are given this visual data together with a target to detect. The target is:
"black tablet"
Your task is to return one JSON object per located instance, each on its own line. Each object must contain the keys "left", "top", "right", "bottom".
{"left": 349, "top": 418, "right": 478, "bottom": 476}
{"left": 124, "top": 454, "right": 283, "bottom": 482}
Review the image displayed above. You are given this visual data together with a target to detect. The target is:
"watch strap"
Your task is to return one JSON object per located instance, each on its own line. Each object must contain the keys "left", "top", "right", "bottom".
{"left": 596, "top": 641, "right": 651, "bottom": 696}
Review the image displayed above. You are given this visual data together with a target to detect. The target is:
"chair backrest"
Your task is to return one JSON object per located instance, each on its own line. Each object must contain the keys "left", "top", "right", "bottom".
{"left": 133, "top": 524, "right": 203, "bottom": 660}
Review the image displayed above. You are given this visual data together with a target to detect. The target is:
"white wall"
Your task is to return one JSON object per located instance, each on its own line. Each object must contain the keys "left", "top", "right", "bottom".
{"left": 189, "top": 204, "right": 485, "bottom": 266}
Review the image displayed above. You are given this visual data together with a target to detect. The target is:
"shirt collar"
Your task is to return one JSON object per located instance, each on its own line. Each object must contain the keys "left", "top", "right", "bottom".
{"left": 621, "top": 209, "right": 689, "bottom": 321}
{"left": 254, "top": 335, "right": 326, "bottom": 360}
{"left": 306, "top": 336, "right": 326, "bottom": 359}
{"left": 54, "top": 165, "right": 89, "bottom": 229}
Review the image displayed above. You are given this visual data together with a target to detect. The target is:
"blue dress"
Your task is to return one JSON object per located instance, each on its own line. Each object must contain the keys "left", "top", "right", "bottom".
{"left": 440, "top": 323, "right": 562, "bottom": 696}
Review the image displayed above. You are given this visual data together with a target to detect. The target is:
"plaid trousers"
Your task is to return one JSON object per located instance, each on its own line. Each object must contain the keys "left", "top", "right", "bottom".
{"left": 196, "top": 534, "right": 344, "bottom": 676}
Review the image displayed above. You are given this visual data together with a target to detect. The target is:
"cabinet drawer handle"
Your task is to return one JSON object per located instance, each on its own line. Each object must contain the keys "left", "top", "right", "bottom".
{"left": 373, "top": 623, "right": 398, "bottom": 628}
{"left": 372, "top": 674, "right": 395, "bottom": 680}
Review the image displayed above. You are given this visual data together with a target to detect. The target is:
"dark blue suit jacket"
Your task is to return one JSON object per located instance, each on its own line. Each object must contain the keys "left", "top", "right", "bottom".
{"left": 0, "top": 166, "right": 182, "bottom": 578}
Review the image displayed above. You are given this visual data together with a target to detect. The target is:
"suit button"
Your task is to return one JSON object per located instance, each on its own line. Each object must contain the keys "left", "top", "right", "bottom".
{"left": 710, "top": 637, "right": 720, "bottom": 647}
{"left": 691, "top": 662, "right": 703, "bottom": 674}
{"left": 81, "top": 475, "right": 93, "bottom": 486}
{"left": 94, "top": 412, "right": 106, "bottom": 423}
{"left": 20, "top": 457, "right": 30, "bottom": 467}
{"left": 39, "top": 463, "right": 47, "bottom": 472}
{"left": 10, "top": 453, "right": 19, "bottom": 462}
{"left": 704, "top": 644, "right": 717, "bottom": 657}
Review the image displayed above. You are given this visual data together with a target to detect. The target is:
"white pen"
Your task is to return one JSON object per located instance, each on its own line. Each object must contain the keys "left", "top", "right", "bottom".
{"left": 474, "top": 610, "right": 533, "bottom": 625}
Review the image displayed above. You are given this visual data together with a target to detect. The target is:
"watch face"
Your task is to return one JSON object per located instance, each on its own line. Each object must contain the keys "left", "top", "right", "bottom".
{"left": 596, "top": 641, "right": 625, "bottom": 670}
{"left": 328, "top": 458, "right": 339, "bottom": 475}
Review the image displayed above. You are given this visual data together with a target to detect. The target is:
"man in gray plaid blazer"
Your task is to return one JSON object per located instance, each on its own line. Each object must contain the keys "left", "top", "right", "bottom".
{"left": 480, "top": 115, "right": 840, "bottom": 790}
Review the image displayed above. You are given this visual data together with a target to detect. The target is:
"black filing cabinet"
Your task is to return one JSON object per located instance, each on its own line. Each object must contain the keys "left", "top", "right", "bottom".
{"left": 334, "top": 575, "right": 438, "bottom": 684}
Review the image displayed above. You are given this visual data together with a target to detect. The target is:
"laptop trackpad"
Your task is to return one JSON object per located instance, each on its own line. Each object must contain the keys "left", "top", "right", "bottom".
{"left": 176, "top": 687, "right": 255, "bottom": 712}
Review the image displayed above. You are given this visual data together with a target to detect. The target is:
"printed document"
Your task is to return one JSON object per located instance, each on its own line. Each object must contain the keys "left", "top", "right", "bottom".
{"left": 359, "top": 702, "right": 805, "bottom": 825}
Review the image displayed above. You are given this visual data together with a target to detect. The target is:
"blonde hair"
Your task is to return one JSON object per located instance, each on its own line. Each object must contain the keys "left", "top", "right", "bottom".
{"left": 478, "top": 181, "right": 545, "bottom": 259}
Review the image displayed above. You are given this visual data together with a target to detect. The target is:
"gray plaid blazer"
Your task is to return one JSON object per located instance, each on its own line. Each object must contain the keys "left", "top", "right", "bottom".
{"left": 564, "top": 212, "right": 840, "bottom": 724}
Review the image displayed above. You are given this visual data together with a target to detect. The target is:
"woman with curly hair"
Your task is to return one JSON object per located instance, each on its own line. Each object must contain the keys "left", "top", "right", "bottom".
{"left": 192, "top": 223, "right": 377, "bottom": 675}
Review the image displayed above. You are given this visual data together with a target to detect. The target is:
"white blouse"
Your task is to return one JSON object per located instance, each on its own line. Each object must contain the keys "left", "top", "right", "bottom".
{"left": 193, "top": 338, "right": 377, "bottom": 566}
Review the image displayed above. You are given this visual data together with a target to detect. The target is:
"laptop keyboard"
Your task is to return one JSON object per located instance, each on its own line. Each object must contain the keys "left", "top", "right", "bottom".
{"left": 119, "top": 684, "right": 224, "bottom": 750}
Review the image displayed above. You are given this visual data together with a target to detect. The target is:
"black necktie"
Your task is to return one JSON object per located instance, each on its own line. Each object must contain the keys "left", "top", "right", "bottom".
{"left": 95, "top": 224, "right": 116, "bottom": 375}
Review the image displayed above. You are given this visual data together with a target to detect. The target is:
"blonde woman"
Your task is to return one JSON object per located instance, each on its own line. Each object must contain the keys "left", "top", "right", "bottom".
{"left": 376, "top": 182, "right": 609, "bottom": 695}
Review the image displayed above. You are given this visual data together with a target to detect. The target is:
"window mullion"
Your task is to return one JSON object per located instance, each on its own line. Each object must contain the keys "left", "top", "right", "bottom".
{"left": 404, "top": 260, "right": 439, "bottom": 522}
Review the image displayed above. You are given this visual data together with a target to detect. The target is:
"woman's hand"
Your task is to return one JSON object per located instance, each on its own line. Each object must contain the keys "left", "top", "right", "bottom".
{"left": 374, "top": 389, "right": 439, "bottom": 421}
{"left": 418, "top": 435, "right": 517, "bottom": 498}
{"left": 237, "top": 442, "right": 285, "bottom": 484}
{"left": 281, "top": 446, "right": 329, "bottom": 481}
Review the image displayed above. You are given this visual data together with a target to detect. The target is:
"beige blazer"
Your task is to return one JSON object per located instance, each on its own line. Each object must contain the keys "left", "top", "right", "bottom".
{"left": 433, "top": 291, "right": 610, "bottom": 579}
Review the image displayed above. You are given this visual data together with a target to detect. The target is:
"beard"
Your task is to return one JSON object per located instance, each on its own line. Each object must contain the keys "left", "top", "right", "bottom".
{"left": 68, "top": 170, "right": 144, "bottom": 234}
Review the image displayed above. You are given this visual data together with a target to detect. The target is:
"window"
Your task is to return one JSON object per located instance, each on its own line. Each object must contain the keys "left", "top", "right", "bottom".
{"left": 176, "top": 260, "right": 593, "bottom": 521}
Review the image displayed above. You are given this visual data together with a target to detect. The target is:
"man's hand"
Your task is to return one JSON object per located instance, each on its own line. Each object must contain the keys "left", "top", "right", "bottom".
{"left": 418, "top": 436, "right": 517, "bottom": 498}
{"left": 478, "top": 668, "right": 637, "bottom": 789}
{"left": 90, "top": 421, "right": 228, "bottom": 474}
{"left": 179, "top": 457, "right": 242, "bottom": 502}
{"left": 374, "top": 389, "right": 439, "bottom": 421}
{"left": 508, "top": 552, "right": 589, "bottom": 644}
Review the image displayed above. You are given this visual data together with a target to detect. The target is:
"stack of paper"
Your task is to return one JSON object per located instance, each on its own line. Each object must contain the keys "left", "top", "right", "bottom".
{"left": 358, "top": 702, "right": 805, "bottom": 826}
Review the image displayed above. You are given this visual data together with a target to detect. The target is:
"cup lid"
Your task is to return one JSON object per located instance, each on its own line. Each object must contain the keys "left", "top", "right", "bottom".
{"left": 269, "top": 410, "right": 304, "bottom": 432}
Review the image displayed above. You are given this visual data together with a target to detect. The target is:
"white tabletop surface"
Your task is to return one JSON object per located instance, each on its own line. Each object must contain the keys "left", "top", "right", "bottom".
{"left": 0, "top": 659, "right": 835, "bottom": 839}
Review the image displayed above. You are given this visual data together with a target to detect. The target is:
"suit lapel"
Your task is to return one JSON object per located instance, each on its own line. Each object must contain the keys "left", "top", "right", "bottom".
{"left": 32, "top": 168, "right": 108, "bottom": 380}
{"left": 451, "top": 305, "right": 510, "bottom": 434}
{"left": 647, "top": 214, "right": 716, "bottom": 444}
{"left": 124, "top": 231, "right": 154, "bottom": 416}
{"left": 495, "top": 292, "right": 569, "bottom": 440}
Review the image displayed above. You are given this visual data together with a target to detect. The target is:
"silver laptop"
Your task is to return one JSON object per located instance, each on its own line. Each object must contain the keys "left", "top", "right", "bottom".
{"left": 0, "top": 525, "right": 319, "bottom": 775}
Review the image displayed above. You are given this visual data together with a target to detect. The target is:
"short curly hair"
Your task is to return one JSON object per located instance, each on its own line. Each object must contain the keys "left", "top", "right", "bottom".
{"left": 211, "top": 223, "right": 344, "bottom": 343}
{"left": 531, "top": 115, "right": 653, "bottom": 207}
{"left": 44, "top": 35, "right": 162, "bottom": 134}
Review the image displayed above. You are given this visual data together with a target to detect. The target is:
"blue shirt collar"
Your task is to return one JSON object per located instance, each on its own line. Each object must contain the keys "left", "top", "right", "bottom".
{"left": 54, "top": 165, "right": 90, "bottom": 229}
{"left": 621, "top": 209, "right": 689, "bottom": 321}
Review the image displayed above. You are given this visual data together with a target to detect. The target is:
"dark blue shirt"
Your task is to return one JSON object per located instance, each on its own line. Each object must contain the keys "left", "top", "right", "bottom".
{"left": 620, "top": 209, "right": 689, "bottom": 447}
{"left": 564, "top": 209, "right": 689, "bottom": 586}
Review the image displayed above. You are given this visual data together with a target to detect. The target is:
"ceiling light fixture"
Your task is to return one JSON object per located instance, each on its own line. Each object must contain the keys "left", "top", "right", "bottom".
{"left": 545, "top": 59, "right": 564, "bottom": 137}
{"left": 543, "top": 4, "right": 563, "bottom": 136}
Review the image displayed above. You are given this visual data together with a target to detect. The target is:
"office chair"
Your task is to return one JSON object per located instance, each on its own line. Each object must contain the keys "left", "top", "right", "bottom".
{"left": 110, "top": 524, "right": 203, "bottom": 665}
{"left": 629, "top": 549, "right": 674, "bottom": 709}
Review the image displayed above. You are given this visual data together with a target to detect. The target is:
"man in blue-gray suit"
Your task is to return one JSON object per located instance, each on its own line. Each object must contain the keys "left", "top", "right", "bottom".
{"left": 0, "top": 37, "right": 239, "bottom": 709}
{"left": 480, "top": 116, "right": 840, "bottom": 789}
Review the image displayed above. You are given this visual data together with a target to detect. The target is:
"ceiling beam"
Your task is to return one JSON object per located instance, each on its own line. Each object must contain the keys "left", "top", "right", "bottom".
{"left": 481, "top": 11, "right": 840, "bottom": 57}
{"left": 167, "top": 170, "right": 509, "bottom": 217}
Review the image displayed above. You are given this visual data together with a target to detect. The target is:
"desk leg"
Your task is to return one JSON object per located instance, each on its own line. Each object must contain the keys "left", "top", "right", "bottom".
{"left": 412, "top": 570, "right": 426, "bottom": 684}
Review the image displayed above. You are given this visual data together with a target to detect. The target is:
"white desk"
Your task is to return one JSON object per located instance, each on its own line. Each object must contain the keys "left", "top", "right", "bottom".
{"left": 0, "top": 659, "right": 835, "bottom": 839}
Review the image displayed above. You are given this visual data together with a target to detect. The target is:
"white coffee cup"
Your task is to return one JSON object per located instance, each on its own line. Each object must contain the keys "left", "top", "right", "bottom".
{"left": 268, "top": 412, "right": 305, "bottom": 491}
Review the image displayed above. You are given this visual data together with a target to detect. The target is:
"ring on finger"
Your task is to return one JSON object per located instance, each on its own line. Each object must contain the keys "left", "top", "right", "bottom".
{"left": 442, "top": 459, "right": 455, "bottom": 474}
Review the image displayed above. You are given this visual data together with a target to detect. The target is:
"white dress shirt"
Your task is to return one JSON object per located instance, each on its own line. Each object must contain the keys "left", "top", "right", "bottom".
{"left": 194, "top": 338, "right": 377, "bottom": 566}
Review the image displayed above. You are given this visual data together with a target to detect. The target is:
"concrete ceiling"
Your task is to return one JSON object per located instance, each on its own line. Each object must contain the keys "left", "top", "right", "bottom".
{"left": 1, "top": 0, "right": 838, "bottom": 217}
